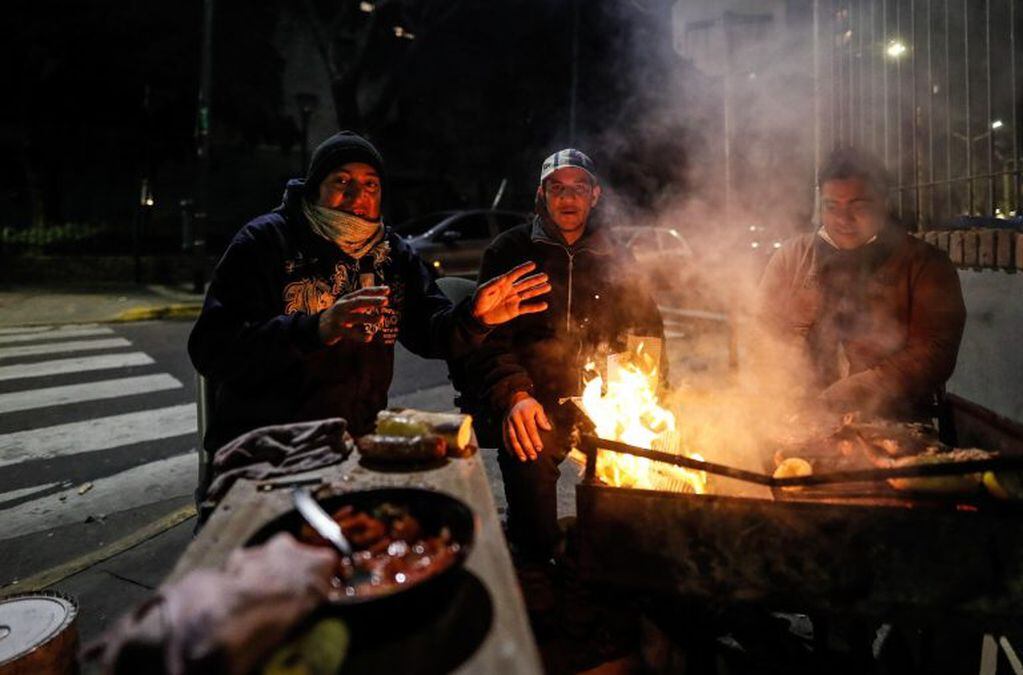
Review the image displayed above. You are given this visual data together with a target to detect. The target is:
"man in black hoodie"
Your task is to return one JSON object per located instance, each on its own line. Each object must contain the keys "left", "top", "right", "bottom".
{"left": 471, "top": 149, "right": 664, "bottom": 565}
{"left": 189, "top": 131, "right": 550, "bottom": 455}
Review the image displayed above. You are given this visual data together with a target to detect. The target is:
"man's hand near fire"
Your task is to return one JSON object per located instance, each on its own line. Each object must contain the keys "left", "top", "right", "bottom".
{"left": 503, "top": 391, "right": 553, "bottom": 461}
{"left": 471, "top": 261, "right": 551, "bottom": 326}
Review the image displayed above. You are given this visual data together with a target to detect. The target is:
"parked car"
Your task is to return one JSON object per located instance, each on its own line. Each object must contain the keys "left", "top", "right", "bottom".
{"left": 403, "top": 209, "right": 531, "bottom": 278}
{"left": 392, "top": 211, "right": 458, "bottom": 238}
{"left": 609, "top": 225, "right": 695, "bottom": 291}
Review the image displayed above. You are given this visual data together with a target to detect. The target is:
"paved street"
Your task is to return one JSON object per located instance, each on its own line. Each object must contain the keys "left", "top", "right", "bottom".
{"left": 0, "top": 321, "right": 199, "bottom": 583}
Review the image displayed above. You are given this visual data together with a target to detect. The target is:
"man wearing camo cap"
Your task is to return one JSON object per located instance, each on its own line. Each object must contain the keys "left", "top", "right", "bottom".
{"left": 469, "top": 149, "right": 664, "bottom": 587}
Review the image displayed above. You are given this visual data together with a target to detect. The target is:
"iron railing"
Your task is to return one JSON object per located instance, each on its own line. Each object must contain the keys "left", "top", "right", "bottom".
{"left": 814, "top": 0, "right": 1021, "bottom": 228}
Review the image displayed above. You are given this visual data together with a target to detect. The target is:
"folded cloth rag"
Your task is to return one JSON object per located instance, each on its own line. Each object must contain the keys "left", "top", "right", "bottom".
{"left": 205, "top": 417, "right": 355, "bottom": 506}
{"left": 83, "top": 533, "right": 338, "bottom": 675}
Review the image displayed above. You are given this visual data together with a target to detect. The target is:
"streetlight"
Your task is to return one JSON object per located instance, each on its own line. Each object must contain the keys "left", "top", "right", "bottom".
{"left": 886, "top": 40, "right": 907, "bottom": 59}
{"left": 952, "top": 121, "right": 1005, "bottom": 145}
{"left": 295, "top": 92, "right": 320, "bottom": 172}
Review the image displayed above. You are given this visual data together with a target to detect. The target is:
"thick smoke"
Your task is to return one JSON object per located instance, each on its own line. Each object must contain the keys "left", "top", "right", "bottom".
{"left": 575, "top": 1, "right": 839, "bottom": 473}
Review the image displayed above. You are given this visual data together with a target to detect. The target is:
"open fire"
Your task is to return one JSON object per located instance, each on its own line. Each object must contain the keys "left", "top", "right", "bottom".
{"left": 575, "top": 343, "right": 707, "bottom": 494}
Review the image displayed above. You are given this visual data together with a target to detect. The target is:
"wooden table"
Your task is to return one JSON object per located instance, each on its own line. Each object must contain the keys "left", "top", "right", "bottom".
{"left": 169, "top": 452, "right": 542, "bottom": 674}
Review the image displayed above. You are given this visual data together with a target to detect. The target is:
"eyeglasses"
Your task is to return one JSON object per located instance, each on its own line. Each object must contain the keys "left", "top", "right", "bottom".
{"left": 546, "top": 183, "right": 593, "bottom": 198}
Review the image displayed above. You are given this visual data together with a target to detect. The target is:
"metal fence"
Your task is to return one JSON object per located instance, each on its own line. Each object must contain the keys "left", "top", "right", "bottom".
{"left": 815, "top": 0, "right": 1021, "bottom": 228}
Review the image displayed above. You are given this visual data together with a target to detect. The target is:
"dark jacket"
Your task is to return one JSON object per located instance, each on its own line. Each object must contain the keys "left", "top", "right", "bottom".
{"left": 757, "top": 226, "right": 966, "bottom": 419}
{"left": 470, "top": 215, "right": 664, "bottom": 418}
{"left": 188, "top": 179, "right": 487, "bottom": 452}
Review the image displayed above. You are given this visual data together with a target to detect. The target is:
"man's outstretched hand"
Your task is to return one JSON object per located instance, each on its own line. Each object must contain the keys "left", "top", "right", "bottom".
{"left": 472, "top": 261, "right": 551, "bottom": 327}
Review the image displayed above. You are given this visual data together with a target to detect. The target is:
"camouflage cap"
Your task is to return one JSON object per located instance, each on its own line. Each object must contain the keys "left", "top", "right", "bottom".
{"left": 540, "top": 148, "right": 597, "bottom": 183}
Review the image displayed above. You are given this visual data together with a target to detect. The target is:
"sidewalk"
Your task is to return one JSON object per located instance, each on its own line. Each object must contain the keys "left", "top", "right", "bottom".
{"left": 0, "top": 283, "right": 204, "bottom": 327}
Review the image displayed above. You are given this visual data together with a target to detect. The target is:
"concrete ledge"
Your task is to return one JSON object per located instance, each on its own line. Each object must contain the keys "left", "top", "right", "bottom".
{"left": 918, "top": 228, "right": 1021, "bottom": 272}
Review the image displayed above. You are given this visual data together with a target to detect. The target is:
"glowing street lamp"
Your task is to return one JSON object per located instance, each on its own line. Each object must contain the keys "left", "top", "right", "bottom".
{"left": 886, "top": 40, "right": 907, "bottom": 58}
{"left": 991, "top": 120, "right": 1004, "bottom": 130}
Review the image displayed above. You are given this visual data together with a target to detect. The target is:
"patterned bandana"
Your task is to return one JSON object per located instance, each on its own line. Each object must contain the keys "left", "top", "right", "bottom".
{"left": 302, "top": 200, "right": 384, "bottom": 259}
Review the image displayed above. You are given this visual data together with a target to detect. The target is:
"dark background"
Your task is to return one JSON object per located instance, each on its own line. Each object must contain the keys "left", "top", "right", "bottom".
{"left": 1, "top": 0, "right": 707, "bottom": 265}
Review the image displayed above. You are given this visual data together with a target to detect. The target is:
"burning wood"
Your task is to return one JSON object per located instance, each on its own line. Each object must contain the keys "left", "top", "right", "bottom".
{"left": 572, "top": 341, "right": 707, "bottom": 494}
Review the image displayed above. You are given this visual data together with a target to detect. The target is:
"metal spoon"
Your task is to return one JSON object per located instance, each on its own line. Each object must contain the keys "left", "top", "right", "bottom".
{"left": 291, "top": 487, "right": 354, "bottom": 556}
{"left": 291, "top": 488, "right": 373, "bottom": 591}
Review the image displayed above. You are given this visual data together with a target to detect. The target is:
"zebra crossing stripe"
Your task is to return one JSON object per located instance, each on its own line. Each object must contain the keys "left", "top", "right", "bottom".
{"left": 0, "top": 452, "right": 196, "bottom": 541}
{"left": 0, "top": 374, "right": 184, "bottom": 414}
{"left": 0, "top": 327, "right": 53, "bottom": 336}
{"left": 0, "top": 324, "right": 101, "bottom": 336}
{"left": 0, "top": 352, "right": 154, "bottom": 381}
{"left": 0, "top": 338, "right": 132, "bottom": 361}
{"left": 0, "top": 326, "right": 114, "bottom": 345}
{"left": 0, "top": 482, "right": 62, "bottom": 506}
{"left": 0, "top": 403, "right": 197, "bottom": 468}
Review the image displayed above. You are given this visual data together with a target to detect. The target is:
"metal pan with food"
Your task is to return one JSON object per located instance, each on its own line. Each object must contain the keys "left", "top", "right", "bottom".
{"left": 247, "top": 487, "right": 475, "bottom": 604}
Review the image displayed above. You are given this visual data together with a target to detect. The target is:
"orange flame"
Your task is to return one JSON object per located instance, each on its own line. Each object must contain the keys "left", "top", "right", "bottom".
{"left": 577, "top": 348, "right": 707, "bottom": 494}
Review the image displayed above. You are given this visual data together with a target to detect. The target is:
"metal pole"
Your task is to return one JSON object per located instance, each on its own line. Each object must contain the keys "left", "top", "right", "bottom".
{"left": 871, "top": 0, "right": 878, "bottom": 154}
{"left": 896, "top": 0, "right": 904, "bottom": 218}
{"left": 926, "top": 0, "right": 934, "bottom": 225}
{"left": 849, "top": 0, "right": 856, "bottom": 147}
{"left": 837, "top": 4, "right": 844, "bottom": 145}
{"left": 832, "top": 0, "right": 840, "bottom": 151}
{"left": 858, "top": 0, "right": 867, "bottom": 145}
{"left": 985, "top": 0, "right": 994, "bottom": 216}
{"left": 723, "top": 14, "right": 734, "bottom": 222}
{"left": 1012, "top": 0, "right": 1020, "bottom": 214}
{"left": 883, "top": 0, "right": 890, "bottom": 163}
{"left": 814, "top": 0, "right": 823, "bottom": 185}
{"left": 193, "top": 0, "right": 214, "bottom": 295}
{"left": 569, "top": 0, "right": 579, "bottom": 144}
{"left": 911, "top": 0, "right": 920, "bottom": 227}
{"left": 945, "top": 0, "right": 953, "bottom": 216}
{"left": 964, "top": 0, "right": 974, "bottom": 215}
{"left": 135, "top": 84, "right": 151, "bottom": 285}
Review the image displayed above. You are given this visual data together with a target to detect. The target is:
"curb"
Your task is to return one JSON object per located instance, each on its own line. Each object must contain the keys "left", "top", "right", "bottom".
{"left": 112, "top": 303, "right": 202, "bottom": 323}
{"left": 1, "top": 504, "right": 197, "bottom": 595}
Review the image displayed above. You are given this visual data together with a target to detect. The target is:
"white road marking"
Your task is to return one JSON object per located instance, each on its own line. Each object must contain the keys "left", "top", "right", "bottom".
{"left": 0, "top": 453, "right": 196, "bottom": 541}
{"left": 0, "top": 326, "right": 114, "bottom": 345}
{"left": 0, "top": 327, "right": 52, "bottom": 336}
{"left": 0, "top": 324, "right": 101, "bottom": 336}
{"left": 0, "top": 338, "right": 132, "bottom": 360}
{"left": 0, "top": 352, "right": 154, "bottom": 382}
{"left": 0, "top": 403, "right": 197, "bottom": 468}
{"left": 0, "top": 482, "right": 62, "bottom": 506}
{"left": 0, "top": 374, "right": 183, "bottom": 414}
